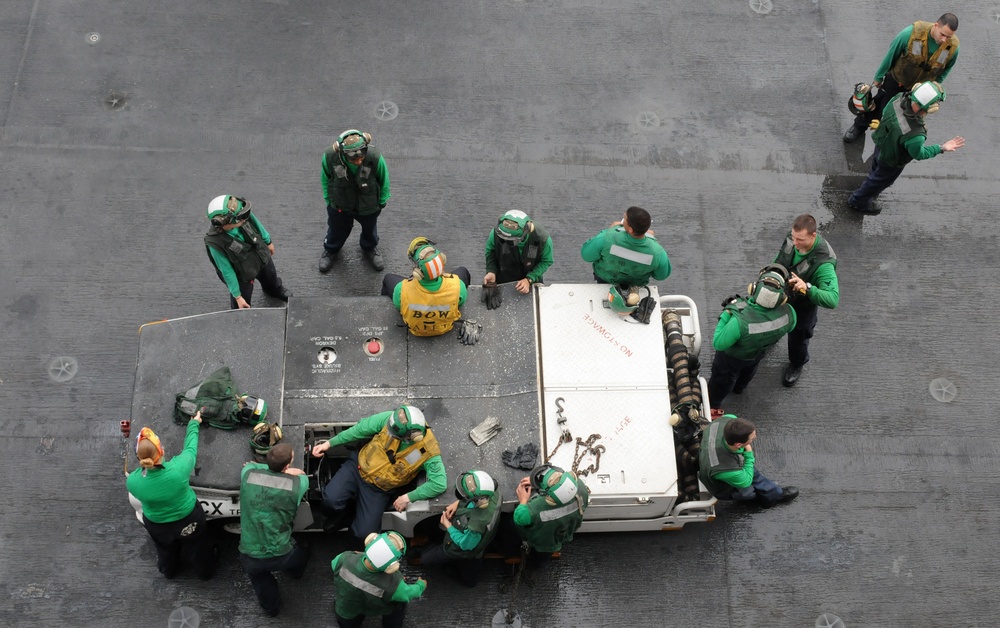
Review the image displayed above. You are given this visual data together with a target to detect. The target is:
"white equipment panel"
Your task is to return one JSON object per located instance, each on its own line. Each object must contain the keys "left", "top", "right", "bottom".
{"left": 535, "top": 284, "right": 677, "bottom": 500}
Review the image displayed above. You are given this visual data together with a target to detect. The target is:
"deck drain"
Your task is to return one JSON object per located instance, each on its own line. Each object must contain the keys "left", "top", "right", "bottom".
{"left": 374, "top": 100, "right": 398, "bottom": 121}
{"left": 636, "top": 111, "right": 660, "bottom": 129}
{"left": 816, "top": 614, "right": 845, "bottom": 628}
{"left": 929, "top": 378, "right": 956, "bottom": 403}
{"left": 167, "top": 607, "right": 200, "bottom": 628}
{"left": 47, "top": 356, "right": 78, "bottom": 382}
{"left": 750, "top": 0, "right": 773, "bottom": 15}
{"left": 86, "top": 32, "right": 100, "bottom": 44}
{"left": 104, "top": 91, "right": 128, "bottom": 110}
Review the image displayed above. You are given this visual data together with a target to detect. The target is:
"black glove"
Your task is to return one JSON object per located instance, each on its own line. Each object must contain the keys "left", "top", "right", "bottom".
{"left": 631, "top": 296, "right": 656, "bottom": 324}
{"left": 456, "top": 320, "right": 482, "bottom": 346}
{"left": 482, "top": 282, "right": 502, "bottom": 310}
{"left": 502, "top": 443, "right": 539, "bottom": 470}
{"left": 378, "top": 203, "right": 386, "bottom": 210}
{"left": 721, "top": 294, "right": 741, "bottom": 308}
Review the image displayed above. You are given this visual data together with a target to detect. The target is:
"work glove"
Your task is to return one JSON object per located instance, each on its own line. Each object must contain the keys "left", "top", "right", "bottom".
{"left": 720, "top": 294, "right": 741, "bottom": 308}
{"left": 502, "top": 443, "right": 539, "bottom": 470}
{"left": 482, "top": 282, "right": 503, "bottom": 310}
{"left": 456, "top": 319, "right": 482, "bottom": 346}
{"left": 631, "top": 296, "right": 656, "bottom": 324}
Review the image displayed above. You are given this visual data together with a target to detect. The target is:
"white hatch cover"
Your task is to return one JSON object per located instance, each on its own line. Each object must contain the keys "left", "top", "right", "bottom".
{"left": 535, "top": 284, "right": 677, "bottom": 498}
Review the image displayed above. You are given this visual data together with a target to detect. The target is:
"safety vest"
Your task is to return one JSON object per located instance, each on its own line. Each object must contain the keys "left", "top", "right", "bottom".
{"left": 890, "top": 21, "right": 959, "bottom": 87}
{"left": 332, "top": 552, "right": 401, "bottom": 618}
{"left": 238, "top": 465, "right": 304, "bottom": 559}
{"left": 872, "top": 94, "right": 929, "bottom": 168}
{"left": 358, "top": 428, "right": 441, "bottom": 491}
{"left": 517, "top": 482, "right": 590, "bottom": 553}
{"left": 204, "top": 219, "right": 270, "bottom": 286}
{"left": 721, "top": 300, "right": 796, "bottom": 361}
{"left": 592, "top": 227, "right": 663, "bottom": 285}
{"left": 443, "top": 490, "right": 503, "bottom": 559}
{"left": 398, "top": 275, "right": 463, "bottom": 337}
{"left": 492, "top": 226, "right": 549, "bottom": 284}
{"left": 774, "top": 233, "right": 837, "bottom": 286}
{"left": 698, "top": 417, "right": 748, "bottom": 499}
{"left": 324, "top": 148, "right": 383, "bottom": 216}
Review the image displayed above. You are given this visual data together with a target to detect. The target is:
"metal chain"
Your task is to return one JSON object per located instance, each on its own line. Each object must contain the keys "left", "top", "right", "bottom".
{"left": 571, "top": 433, "right": 605, "bottom": 477}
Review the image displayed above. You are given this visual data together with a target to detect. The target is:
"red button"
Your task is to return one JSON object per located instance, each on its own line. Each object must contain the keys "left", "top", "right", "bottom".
{"left": 367, "top": 340, "right": 382, "bottom": 354}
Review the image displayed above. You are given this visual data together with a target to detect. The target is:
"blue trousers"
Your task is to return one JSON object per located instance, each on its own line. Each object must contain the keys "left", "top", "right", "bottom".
{"left": 239, "top": 544, "right": 310, "bottom": 616}
{"left": 722, "top": 468, "right": 784, "bottom": 506}
{"left": 325, "top": 205, "right": 380, "bottom": 253}
{"left": 708, "top": 350, "right": 762, "bottom": 409}
{"left": 321, "top": 452, "right": 395, "bottom": 542}
{"left": 849, "top": 148, "right": 906, "bottom": 211}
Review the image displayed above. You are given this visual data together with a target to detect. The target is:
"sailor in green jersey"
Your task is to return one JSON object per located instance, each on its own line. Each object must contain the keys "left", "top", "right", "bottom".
{"left": 772, "top": 215, "right": 840, "bottom": 387}
{"left": 581, "top": 206, "right": 671, "bottom": 286}
{"left": 418, "top": 470, "right": 503, "bottom": 587}
{"left": 505, "top": 465, "right": 590, "bottom": 570}
{"left": 698, "top": 415, "right": 798, "bottom": 507}
{"left": 708, "top": 266, "right": 797, "bottom": 409}
{"left": 126, "top": 412, "right": 216, "bottom": 580}
{"left": 237, "top": 443, "right": 310, "bottom": 617}
{"left": 484, "top": 210, "right": 554, "bottom": 293}
{"left": 204, "top": 194, "right": 290, "bottom": 309}
{"left": 319, "top": 129, "right": 391, "bottom": 272}
{"left": 848, "top": 82, "right": 964, "bottom": 214}
{"left": 844, "top": 13, "right": 959, "bottom": 143}
{"left": 331, "top": 531, "right": 427, "bottom": 628}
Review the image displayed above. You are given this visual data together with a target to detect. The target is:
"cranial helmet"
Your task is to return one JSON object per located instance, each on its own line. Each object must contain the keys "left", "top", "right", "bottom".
{"left": 529, "top": 464, "right": 579, "bottom": 506}
{"left": 454, "top": 470, "right": 497, "bottom": 504}
{"left": 748, "top": 264, "right": 789, "bottom": 309}
{"left": 608, "top": 285, "right": 641, "bottom": 315}
{"left": 848, "top": 82, "right": 877, "bottom": 116}
{"left": 909, "top": 82, "right": 945, "bottom": 113}
{"left": 363, "top": 531, "right": 406, "bottom": 573}
{"left": 334, "top": 129, "right": 372, "bottom": 159}
{"left": 207, "top": 195, "right": 251, "bottom": 226}
{"left": 407, "top": 237, "right": 447, "bottom": 281}
{"left": 387, "top": 405, "right": 427, "bottom": 441}
{"left": 238, "top": 394, "right": 268, "bottom": 424}
{"left": 495, "top": 210, "right": 531, "bottom": 243}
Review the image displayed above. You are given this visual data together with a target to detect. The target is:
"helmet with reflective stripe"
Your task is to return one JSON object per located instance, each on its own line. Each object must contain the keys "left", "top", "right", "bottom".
{"left": 363, "top": 531, "right": 406, "bottom": 573}
{"left": 495, "top": 210, "right": 531, "bottom": 243}
{"left": 909, "top": 81, "right": 945, "bottom": 113}
{"left": 454, "top": 469, "right": 497, "bottom": 503}
{"left": 335, "top": 129, "right": 371, "bottom": 159}
{"left": 407, "top": 237, "right": 447, "bottom": 281}
{"left": 387, "top": 405, "right": 427, "bottom": 441}
{"left": 748, "top": 265, "right": 789, "bottom": 309}
{"left": 530, "top": 464, "right": 579, "bottom": 506}
{"left": 207, "top": 195, "right": 251, "bottom": 225}
{"left": 608, "top": 285, "right": 640, "bottom": 314}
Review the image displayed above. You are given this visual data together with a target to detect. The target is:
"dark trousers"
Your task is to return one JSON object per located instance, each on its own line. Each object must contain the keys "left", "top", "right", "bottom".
{"left": 707, "top": 350, "right": 763, "bottom": 409}
{"left": 380, "top": 268, "right": 472, "bottom": 297}
{"left": 714, "top": 468, "right": 784, "bottom": 505}
{"left": 850, "top": 73, "right": 904, "bottom": 130}
{"left": 231, "top": 258, "right": 284, "bottom": 309}
{"left": 141, "top": 502, "right": 215, "bottom": 580}
{"left": 788, "top": 299, "right": 819, "bottom": 367}
{"left": 320, "top": 452, "right": 395, "bottom": 542}
{"left": 848, "top": 147, "right": 906, "bottom": 211}
{"left": 325, "top": 206, "right": 380, "bottom": 253}
{"left": 336, "top": 604, "right": 407, "bottom": 628}
{"left": 419, "top": 543, "right": 485, "bottom": 588}
{"left": 239, "top": 544, "right": 311, "bottom": 617}
{"left": 493, "top": 514, "right": 554, "bottom": 570}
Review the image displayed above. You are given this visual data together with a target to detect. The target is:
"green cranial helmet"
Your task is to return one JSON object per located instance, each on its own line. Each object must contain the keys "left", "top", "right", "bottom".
{"left": 207, "top": 195, "right": 250, "bottom": 225}
{"left": 363, "top": 531, "right": 406, "bottom": 573}
{"left": 909, "top": 81, "right": 945, "bottom": 113}
{"left": 387, "top": 405, "right": 427, "bottom": 440}
{"left": 608, "top": 285, "right": 641, "bottom": 315}
{"left": 496, "top": 210, "right": 531, "bottom": 242}
{"left": 336, "top": 129, "right": 371, "bottom": 159}
{"left": 750, "top": 266, "right": 788, "bottom": 309}
{"left": 454, "top": 470, "right": 497, "bottom": 503}
{"left": 530, "top": 465, "right": 579, "bottom": 506}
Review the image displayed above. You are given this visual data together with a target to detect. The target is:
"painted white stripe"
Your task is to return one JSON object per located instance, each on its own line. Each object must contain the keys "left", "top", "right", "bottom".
{"left": 609, "top": 244, "right": 654, "bottom": 266}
